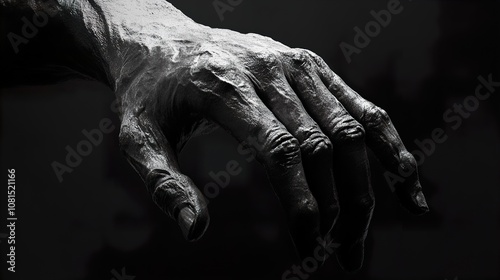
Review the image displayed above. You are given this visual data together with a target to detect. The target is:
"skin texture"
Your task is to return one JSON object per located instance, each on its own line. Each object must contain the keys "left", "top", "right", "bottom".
{"left": 1, "top": 0, "right": 429, "bottom": 273}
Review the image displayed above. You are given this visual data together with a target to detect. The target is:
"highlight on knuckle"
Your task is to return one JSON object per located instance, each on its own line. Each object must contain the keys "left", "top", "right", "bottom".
{"left": 291, "top": 197, "right": 320, "bottom": 226}
{"left": 118, "top": 123, "right": 138, "bottom": 152}
{"left": 398, "top": 150, "right": 418, "bottom": 175}
{"left": 254, "top": 51, "right": 281, "bottom": 69}
{"left": 301, "top": 130, "right": 333, "bottom": 160}
{"left": 189, "top": 55, "right": 253, "bottom": 101}
{"left": 305, "top": 49, "right": 324, "bottom": 66}
{"left": 266, "top": 130, "right": 302, "bottom": 168}
{"left": 363, "top": 104, "right": 391, "bottom": 129}
{"left": 288, "top": 49, "right": 314, "bottom": 70}
{"left": 190, "top": 51, "right": 239, "bottom": 82}
{"left": 193, "top": 56, "right": 231, "bottom": 77}
{"left": 332, "top": 119, "right": 366, "bottom": 145}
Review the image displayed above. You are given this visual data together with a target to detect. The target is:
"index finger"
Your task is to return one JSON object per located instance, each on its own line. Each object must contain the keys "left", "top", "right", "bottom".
{"left": 311, "top": 54, "right": 429, "bottom": 215}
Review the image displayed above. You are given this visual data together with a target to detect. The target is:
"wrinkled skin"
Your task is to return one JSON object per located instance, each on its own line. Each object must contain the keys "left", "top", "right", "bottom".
{"left": 1, "top": 0, "right": 428, "bottom": 273}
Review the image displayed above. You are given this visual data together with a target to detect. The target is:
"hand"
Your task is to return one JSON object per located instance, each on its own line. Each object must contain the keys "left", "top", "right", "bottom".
{"left": 113, "top": 24, "right": 429, "bottom": 272}
{"left": 46, "top": 0, "right": 429, "bottom": 272}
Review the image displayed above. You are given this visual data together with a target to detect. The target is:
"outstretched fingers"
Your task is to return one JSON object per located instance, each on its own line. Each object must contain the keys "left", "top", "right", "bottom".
{"left": 200, "top": 68, "right": 321, "bottom": 258}
{"left": 311, "top": 53, "right": 429, "bottom": 215}
{"left": 248, "top": 54, "right": 339, "bottom": 237}
{"left": 284, "top": 50, "right": 374, "bottom": 271}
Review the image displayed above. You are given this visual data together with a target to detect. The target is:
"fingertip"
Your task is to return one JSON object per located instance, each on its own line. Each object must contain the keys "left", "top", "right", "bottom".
{"left": 289, "top": 224, "right": 322, "bottom": 260}
{"left": 336, "top": 240, "right": 365, "bottom": 272}
{"left": 395, "top": 181, "right": 429, "bottom": 216}
{"left": 177, "top": 206, "right": 210, "bottom": 242}
{"left": 150, "top": 173, "right": 211, "bottom": 241}
{"left": 413, "top": 190, "right": 430, "bottom": 215}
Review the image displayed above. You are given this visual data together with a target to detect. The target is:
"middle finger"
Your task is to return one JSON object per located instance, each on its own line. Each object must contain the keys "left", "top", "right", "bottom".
{"left": 284, "top": 49, "right": 375, "bottom": 272}
{"left": 247, "top": 52, "right": 340, "bottom": 238}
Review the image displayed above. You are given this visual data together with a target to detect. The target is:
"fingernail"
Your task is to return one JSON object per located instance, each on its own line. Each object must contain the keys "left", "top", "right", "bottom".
{"left": 395, "top": 182, "right": 429, "bottom": 215}
{"left": 178, "top": 206, "right": 197, "bottom": 241}
{"left": 414, "top": 191, "right": 429, "bottom": 214}
{"left": 337, "top": 240, "right": 364, "bottom": 272}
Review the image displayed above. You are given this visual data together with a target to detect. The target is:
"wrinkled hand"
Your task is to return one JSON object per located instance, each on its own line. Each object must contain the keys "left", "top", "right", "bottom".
{"left": 110, "top": 7, "right": 429, "bottom": 272}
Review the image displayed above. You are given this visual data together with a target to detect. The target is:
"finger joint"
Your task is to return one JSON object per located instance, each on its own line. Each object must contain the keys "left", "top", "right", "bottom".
{"left": 300, "top": 131, "right": 333, "bottom": 161}
{"left": 362, "top": 105, "right": 391, "bottom": 129}
{"left": 265, "top": 131, "right": 302, "bottom": 168}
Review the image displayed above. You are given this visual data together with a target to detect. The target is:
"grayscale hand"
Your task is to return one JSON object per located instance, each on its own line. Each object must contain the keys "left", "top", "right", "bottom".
{"left": 1, "top": 0, "right": 429, "bottom": 272}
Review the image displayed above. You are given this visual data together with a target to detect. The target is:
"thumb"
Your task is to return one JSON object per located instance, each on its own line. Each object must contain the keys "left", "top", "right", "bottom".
{"left": 119, "top": 112, "right": 209, "bottom": 241}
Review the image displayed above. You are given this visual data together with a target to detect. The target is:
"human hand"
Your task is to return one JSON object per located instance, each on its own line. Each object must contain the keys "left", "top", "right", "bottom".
{"left": 47, "top": 0, "right": 429, "bottom": 272}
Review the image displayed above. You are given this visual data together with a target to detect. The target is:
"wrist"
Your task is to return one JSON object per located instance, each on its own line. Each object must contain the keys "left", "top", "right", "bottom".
{"left": 60, "top": 0, "right": 202, "bottom": 91}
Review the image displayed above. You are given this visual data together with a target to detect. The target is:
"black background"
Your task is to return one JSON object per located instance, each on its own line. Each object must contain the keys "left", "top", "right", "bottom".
{"left": 1, "top": 0, "right": 499, "bottom": 279}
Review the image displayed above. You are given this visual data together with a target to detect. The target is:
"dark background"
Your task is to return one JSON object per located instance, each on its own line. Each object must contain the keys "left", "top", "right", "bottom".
{"left": 1, "top": 0, "right": 499, "bottom": 279}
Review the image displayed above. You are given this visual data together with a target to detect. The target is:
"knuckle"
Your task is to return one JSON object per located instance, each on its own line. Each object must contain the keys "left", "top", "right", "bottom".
{"left": 265, "top": 131, "right": 302, "bottom": 167}
{"left": 204, "top": 58, "right": 232, "bottom": 74}
{"left": 330, "top": 118, "right": 366, "bottom": 145}
{"left": 151, "top": 173, "right": 185, "bottom": 216}
{"left": 288, "top": 48, "right": 314, "bottom": 70}
{"left": 190, "top": 52, "right": 238, "bottom": 80}
{"left": 301, "top": 130, "right": 333, "bottom": 160}
{"left": 398, "top": 150, "right": 418, "bottom": 176}
{"left": 291, "top": 198, "right": 320, "bottom": 225}
{"left": 302, "top": 49, "right": 321, "bottom": 61}
{"left": 190, "top": 54, "right": 210, "bottom": 73}
{"left": 189, "top": 54, "right": 252, "bottom": 101}
{"left": 363, "top": 105, "right": 391, "bottom": 128}
{"left": 118, "top": 123, "right": 137, "bottom": 152}
{"left": 355, "top": 195, "right": 375, "bottom": 214}
{"left": 254, "top": 51, "right": 281, "bottom": 68}
{"left": 194, "top": 56, "right": 231, "bottom": 75}
{"left": 339, "top": 125, "right": 365, "bottom": 144}
{"left": 305, "top": 51, "right": 332, "bottom": 74}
